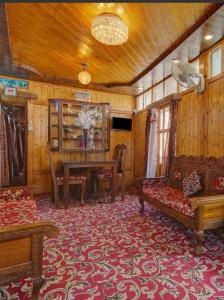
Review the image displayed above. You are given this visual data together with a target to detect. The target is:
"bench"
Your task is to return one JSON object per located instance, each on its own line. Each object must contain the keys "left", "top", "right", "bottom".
{"left": 0, "top": 186, "right": 58, "bottom": 299}
{"left": 139, "top": 156, "right": 224, "bottom": 255}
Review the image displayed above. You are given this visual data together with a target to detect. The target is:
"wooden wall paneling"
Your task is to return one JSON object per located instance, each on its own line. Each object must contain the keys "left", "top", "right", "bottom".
{"left": 207, "top": 76, "right": 224, "bottom": 157}
{"left": 199, "top": 52, "right": 209, "bottom": 157}
{"left": 176, "top": 91, "right": 205, "bottom": 156}
{"left": 133, "top": 111, "right": 147, "bottom": 179}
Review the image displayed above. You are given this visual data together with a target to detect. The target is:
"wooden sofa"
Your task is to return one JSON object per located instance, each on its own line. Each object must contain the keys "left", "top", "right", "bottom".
{"left": 139, "top": 156, "right": 224, "bottom": 255}
{"left": 0, "top": 186, "right": 58, "bottom": 299}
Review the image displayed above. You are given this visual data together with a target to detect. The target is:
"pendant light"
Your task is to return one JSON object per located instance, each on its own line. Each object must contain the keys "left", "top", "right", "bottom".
{"left": 78, "top": 63, "right": 91, "bottom": 85}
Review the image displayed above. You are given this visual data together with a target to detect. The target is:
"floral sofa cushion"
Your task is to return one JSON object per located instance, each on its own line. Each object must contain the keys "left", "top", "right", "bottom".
{"left": 143, "top": 186, "right": 194, "bottom": 218}
{"left": 173, "top": 170, "right": 182, "bottom": 181}
{"left": 0, "top": 186, "right": 32, "bottom": 201}
{"left": 0, "top": 199, "right": 39, "bottom": 227}
{"left": 183, "top": 171, "right": 201, "bottom": 197}
{"left": 214, "top": 177, "right": 224, "bottom": 193}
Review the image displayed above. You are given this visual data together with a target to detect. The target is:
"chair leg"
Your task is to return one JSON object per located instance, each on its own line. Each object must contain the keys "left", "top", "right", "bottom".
{"left": 51, "top": 188, "right": 55, "bottom": 203}
{"left": 80, "top": 180, "right": 86, "bottom": 205}
{"left": 97, "top": 180, "right": 103, "bottom": 202}
{"left": 139, "top": 196, "right": 145, "bottom": 214}
{"left": 54, "top": 185, "right": 59, "bottom": 208}
{"left": 121, "top": 179, "right": 126, "bottom": 201}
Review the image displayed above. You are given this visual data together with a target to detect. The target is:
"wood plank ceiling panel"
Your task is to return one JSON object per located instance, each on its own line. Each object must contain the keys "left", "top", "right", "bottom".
{"left": 6, "top": 3, "right": 219, "bottom": 87}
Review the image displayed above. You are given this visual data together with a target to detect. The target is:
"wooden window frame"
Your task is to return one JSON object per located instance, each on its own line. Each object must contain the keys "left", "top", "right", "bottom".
{"left": 209, "top": 45, "right": 222, "bottom": 79}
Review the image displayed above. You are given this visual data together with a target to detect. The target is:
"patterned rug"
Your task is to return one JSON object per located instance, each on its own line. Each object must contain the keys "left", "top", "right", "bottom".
{"left": 1, "top": 194, "right": 224, "bottom": 300}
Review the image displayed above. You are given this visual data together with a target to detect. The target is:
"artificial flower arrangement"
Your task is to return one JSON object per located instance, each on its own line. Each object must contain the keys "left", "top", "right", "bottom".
{"left": 76, "top": 108, "right": 102, "bottom": 151}
{"left": 76, "top": 108, "right": 100, "bottom": 130}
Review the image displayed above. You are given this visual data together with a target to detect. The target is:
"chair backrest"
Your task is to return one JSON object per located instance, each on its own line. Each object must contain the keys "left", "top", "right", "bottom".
{"left": 113, "top": 144, "right": 127, "bottom": 174}
{"left": 47, "top": 144, "right": 57, "bottom": 187}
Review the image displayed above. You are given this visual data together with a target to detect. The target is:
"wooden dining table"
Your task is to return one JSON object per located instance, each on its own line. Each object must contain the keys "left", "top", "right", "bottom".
{"left": 63, "top": 160, "right": 117, "bottom": 206}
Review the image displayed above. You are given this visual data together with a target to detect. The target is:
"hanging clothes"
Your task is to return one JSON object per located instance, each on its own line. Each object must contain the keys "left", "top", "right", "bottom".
{"left": 0, "top": 104, "right": 26, "bottom": 187}
{"left": 5, "top": 115, "right": 20, "bottom": 176}
{"left": 0, "top": 110, "right": 9, "bottom": 186}
{"left": 16, "top": 121, "right": 24, "bottom": 170}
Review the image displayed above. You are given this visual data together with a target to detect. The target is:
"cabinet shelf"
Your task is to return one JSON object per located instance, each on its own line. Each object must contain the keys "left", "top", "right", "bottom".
{"left": 63, "top": 137, "right": 81, "bottom": 140}
{"left": 63, "top": 124, "right": 80, "bottom": 129}
{"left": 62, "top": 112, "right": 78, "bottom": 116}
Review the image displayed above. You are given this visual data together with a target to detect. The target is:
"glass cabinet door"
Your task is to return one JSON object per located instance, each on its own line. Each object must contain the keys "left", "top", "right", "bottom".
{"left": 103, "top": 104, "right": 110, "bottom": 150}
{"left": 49, "top": 100, "right": 59, "bottom": 150}
{"left": 86, "top": 104, "right": 104, "bottom": 151}
{"left": 61, "top": 101, "right": 85, "bottom": 151}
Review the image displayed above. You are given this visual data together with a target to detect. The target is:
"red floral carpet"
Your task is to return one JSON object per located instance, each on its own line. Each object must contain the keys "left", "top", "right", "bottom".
{"left": 1, "top": 194, "right": 224, "bottom": 299}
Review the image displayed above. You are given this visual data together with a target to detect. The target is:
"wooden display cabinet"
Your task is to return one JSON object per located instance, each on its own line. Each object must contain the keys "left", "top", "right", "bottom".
{"left": 48, "top": 99, "right": 110, "bottom": 152}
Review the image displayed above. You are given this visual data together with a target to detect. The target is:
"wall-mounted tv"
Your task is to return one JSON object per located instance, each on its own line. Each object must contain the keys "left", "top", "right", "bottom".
{"left": 112, "top": 117, "right": 132, "bottom": 131}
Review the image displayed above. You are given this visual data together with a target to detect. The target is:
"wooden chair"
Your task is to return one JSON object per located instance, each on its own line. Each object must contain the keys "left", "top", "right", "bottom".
{"left": 97, "top": 144, "right": 127, "bottom": 201}
{"left": 48, "top": 145, "right": 87, "bottom": 207}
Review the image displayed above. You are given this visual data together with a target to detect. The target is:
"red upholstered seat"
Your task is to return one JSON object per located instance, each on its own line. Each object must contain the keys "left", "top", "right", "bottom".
{"left": 0, "top": 199, "right": 40, "bottom": 227}
{"left": 143, "top": 186, "right": 194, "bottom": 218}
{"left": 0, "top": 186, "right": 32, "bottom": 201}
{"left": 56, "top": 174, "right": 86, "bottom": 182}
{"left": 97, "top": 170, "right": 124, "bottom": 180}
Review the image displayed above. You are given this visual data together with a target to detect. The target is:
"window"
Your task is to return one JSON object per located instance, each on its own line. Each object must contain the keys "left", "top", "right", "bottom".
{"left": 144, "top": 89, "right": 152, "bottom": 107}
{"left": 209, "top": 46, "right": 222, "bottom": 78}
{"left": 164, "top": 76, "right": 177, "bottom": 97}
{"left": 136, "top": 94, "right": 144, "bottom": 111}
{"left": 158, "top": 106, "right": 170, "bottom": 169}
{"left": 153, "top": 82, "right": 164, "bottom": 102}
{"left": 136, "top": 89, "right": 152, "bottom": 111}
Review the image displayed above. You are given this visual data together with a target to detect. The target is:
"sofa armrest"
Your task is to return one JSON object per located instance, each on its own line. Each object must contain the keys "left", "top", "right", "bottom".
{"left": 0, "top": 186, "right": 33, "bottom": 201}
{"left": 0, "top": 221, "right": 59, "bottom": 242}
{"left": 190, "top": 194, "right": 224, "bottom": 210}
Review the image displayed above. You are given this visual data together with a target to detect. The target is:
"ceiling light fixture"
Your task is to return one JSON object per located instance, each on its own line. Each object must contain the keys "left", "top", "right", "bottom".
{"left": 204, "top": 34, "right": 213, "bottom": 41}
{"left": 91, "top": 13, "right": 128, "bottom": 45}
{"left": 78, "top": 64, "right": 91, "bottom": 85}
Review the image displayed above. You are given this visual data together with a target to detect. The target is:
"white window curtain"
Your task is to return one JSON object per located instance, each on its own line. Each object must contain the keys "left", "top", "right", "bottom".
{"left": 146, "top": 108, "right": 158, "bottom": 178}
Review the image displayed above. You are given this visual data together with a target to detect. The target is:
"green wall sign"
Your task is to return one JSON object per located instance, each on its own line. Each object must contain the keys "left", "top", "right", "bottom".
{"left": 0, "top": 78, "right": 29, "bottom": 89}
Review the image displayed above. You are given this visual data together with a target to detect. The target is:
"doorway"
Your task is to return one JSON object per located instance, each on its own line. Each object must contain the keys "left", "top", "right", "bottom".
{"left": 0, "top": 102, "right": 27, "bottom": 187}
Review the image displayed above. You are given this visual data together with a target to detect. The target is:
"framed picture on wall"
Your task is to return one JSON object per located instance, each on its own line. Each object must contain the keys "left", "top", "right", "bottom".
{"left": 74, "top": 90, "right": 92, "bottom": 102}
{"left": 4, "top": 86, "right": 17, "bottom": 96}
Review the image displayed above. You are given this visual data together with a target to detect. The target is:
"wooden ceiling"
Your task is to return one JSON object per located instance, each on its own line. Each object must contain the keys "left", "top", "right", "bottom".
{"left": 4, "top": 3, "right": 221, "bottom": 92}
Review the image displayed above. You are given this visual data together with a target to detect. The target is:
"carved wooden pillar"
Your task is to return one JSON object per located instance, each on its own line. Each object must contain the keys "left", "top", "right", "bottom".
{"left": 31, "top": 234, "right": 45, "bottom": 300}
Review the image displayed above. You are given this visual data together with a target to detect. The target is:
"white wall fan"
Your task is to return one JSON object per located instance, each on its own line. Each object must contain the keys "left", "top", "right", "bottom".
{"left": 171, "top": 60, "right": 205, "bottom": 93}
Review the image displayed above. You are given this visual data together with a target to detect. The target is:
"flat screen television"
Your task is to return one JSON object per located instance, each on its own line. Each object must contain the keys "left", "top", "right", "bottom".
{"left": 112, "top": 117, "right": 132, "bottom": 131}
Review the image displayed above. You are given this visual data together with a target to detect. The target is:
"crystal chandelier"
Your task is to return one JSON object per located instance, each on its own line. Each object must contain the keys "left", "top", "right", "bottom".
{"left": 78, "top": 64, "right": 91, "bottom": 85}
{"left": 91, "top": 13, "right": 128, "bottom": 46}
